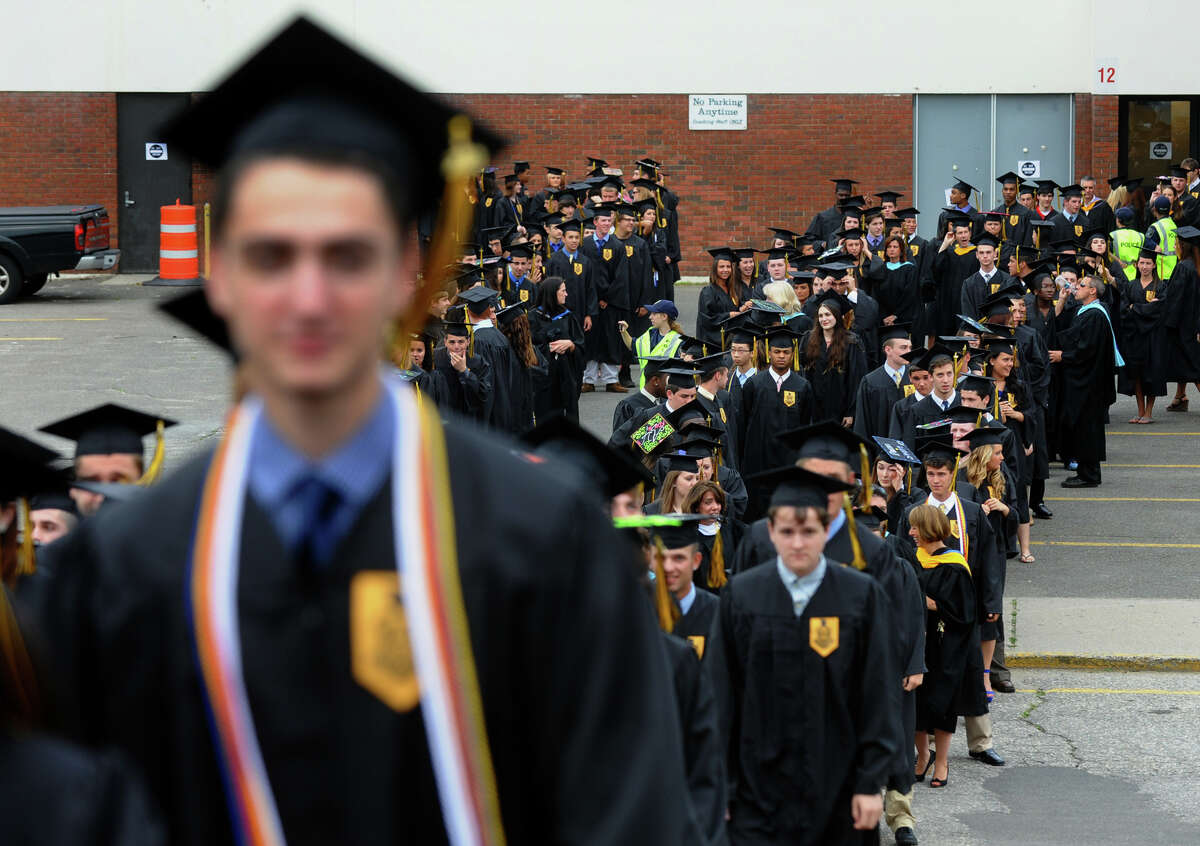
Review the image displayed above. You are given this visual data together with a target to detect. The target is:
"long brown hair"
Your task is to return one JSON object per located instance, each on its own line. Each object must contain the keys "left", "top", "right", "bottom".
{"left": 708, "top": 258, "right": 743, "bottom": 306}
{"left": 656, "top": 469, "right": 697, "bottom": 513}
{"left": 805, "top": 301, "right": 852, "bottom": 371}
{"left": 499, "top": 312, "right": 539, "bottom": 368}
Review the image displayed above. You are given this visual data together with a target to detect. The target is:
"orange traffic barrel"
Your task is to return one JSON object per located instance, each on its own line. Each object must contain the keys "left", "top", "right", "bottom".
{"left": 146, "top": 199, "right": 202, "bottom": 286}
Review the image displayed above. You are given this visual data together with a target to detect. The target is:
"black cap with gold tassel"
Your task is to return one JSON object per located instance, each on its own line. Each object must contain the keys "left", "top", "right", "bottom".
{"left": 38, "top": 403, "right": 177, "bottom": 485}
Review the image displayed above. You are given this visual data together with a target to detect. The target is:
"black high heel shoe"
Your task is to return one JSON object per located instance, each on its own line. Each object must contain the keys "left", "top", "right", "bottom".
{"left": 915, "top": 756, "right": 934, "bottom": 782}
{"left": 930, "top": 765, "right": 949, "bottom": 788}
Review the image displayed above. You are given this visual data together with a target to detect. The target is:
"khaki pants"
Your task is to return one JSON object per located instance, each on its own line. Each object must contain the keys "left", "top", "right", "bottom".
{"left": 885, "top": 788, "right": 915, "bottom": 832}
{"left": 965, "top": 712, "right": 993, "bottom": 753}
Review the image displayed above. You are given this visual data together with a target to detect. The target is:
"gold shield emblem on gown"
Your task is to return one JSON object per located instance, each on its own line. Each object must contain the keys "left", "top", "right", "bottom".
{"left": 484, "top": 197, "right": 493, "bottom": 208}
{"left": 719, "top": 407, "right": 727, "bottom": 423}
{"left": 810, "top": 617, "right": 839, "bottom": 658}
{"left": 520, "top": 289, "right": 529, "bottom": 302}
{"left": 1074, "top": 224, "right": 1083, "bottom": 237}
{"left": 1010, "top": 214, "right": 1019, "bottom": 226}
{"left": 573, "top": 262, "right": 583, "bottom": 275}
{"left": 1146, "top": 289, "right": 1156, "bottom": 302}
{"left": 687, "top": 635, "right": 706, "bottom": 658}
{"left": 782, "top": 390, "right": 796, "bottom": 408}
{"left": 603, "top": 248, "right": 613, "bottom": 261}
{"left": 625, "top": 245, "right": 634, "bottom": 258}
{"left": 903, "top": 384, "right": 916, "bottom": 398}
{"left": 350, "top": 571, "right": 419, "bottom": 712}
{"left": 911, "top": 245, "right": 920, "bottom": 256}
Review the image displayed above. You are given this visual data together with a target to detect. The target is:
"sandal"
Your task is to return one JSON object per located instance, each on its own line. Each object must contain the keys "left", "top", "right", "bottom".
{"left": 1019, "top": 552, "right": 1036, "bottom": 564}
{"left": 915, "top": 756, "right": 934, "bottom": 782}
{"left": 930, "top": 767, "right": 949, "bottom": 788}
{"left": 1140, "top": 417, "right": 1154, "bottom": 424}
{"left": 1166, "top": 398, "right": 1188, "bottom": 412}
{"left": 1128, "top": 416, "right": 1142, "bottom": 424}
{"left": 984, "top": 669, "right": 994, "bottom": 702}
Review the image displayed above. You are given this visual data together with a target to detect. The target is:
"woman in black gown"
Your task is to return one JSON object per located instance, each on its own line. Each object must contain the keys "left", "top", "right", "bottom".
{"left": 498, "top": 304, "right": 548, "bottom": 432}
{"left": 907, "top": 504, "right": 987, "bottom": 789}
{"left": 1118, "top": 248, "right": 1168, "bottom": 423}
{"left": 696, "top": 248, "right": 752, "bottom": 350}
{"left": 799, "top": 293, "right": 867, "bottom": 426}
{"left": 528, "top": 276, "right": 585, "bottom": 422}
{"left": 680, "top": 480, "right": 739, "bottom": 595}
{"left": 876, "top": 234, "right": 922, "bottom": 330}
{"left": 1163, "top": 230, "right": 1200, "bottom": 411}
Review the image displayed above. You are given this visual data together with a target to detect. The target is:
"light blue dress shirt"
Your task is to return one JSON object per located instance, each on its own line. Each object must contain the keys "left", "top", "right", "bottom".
{"left": 678, "top": 583, "right": 697, "bottom": 616}
{"left": 247, "top": 387, "right": 396, "bottom": 558}
{"left": 775, "top": 555, "right": 828, "bottom": 617}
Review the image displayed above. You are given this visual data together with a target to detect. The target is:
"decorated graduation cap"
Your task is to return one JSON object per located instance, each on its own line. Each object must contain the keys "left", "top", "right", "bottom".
{"left": 457, "top": 285, "right": 499, "bottom": 314}
{"left": 956, "top": 314, "right": 989, "bottom": 335}
{"left": 159, "top": 17, "right": 502, "bottom": 222}
{"left": 872, "top": 436, "right": 922, "bottom": 466}
{"left": 744, "top": 464, "right": 855, "bottom": 511}
{"left": 39, "top": 403, "right": 177, "bottom": 484}
{"left": 158, "top": 288, "right": 236, "bottom": 360}
{"left": 522, "top": 413, "right": 654, "bottom": 498}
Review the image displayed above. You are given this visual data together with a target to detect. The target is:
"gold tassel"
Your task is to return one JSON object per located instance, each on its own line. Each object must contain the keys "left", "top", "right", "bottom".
{"left": 906, "top": 466, "right": 912, "bottom": 493}
{"left": 842, "top": 493, "right": 867, "bottom": 571}
{"left": 708, "top": 529, "right": 728, "bottom": 589}
{"left": 952, "top": 454, "right": 962, "bottom": 486}
{"left": 952, "top": 353, "right": 963, "bottom": 381}
{"left": 653, "top": 537, "right": 682, "bottom": 632}
{"left": 0, "top": 585, "right": 40, "bottom": 724}
{"left": 17, "top": 497, "right": 35, "bottom": 577}
{"left": 792, "top": 339, "right": 800, "bottom": 372}
{"left": 859, "top": 444, "right": 872, "bottom": 509}
{"left": 136, "top": 420, "right": 166, "bottom": 486}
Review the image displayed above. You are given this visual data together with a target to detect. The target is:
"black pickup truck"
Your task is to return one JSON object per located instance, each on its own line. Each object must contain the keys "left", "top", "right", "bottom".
{"left": 0, "top": 205, "right": 121, "bottom": 304}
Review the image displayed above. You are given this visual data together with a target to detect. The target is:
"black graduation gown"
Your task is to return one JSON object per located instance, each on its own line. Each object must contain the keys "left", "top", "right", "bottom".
{"left": 1056, "top": 306, "right": 1118, "bottom": 465}
{"left": 528, "top": 307, "right": 585, "bottom": 423}
{"left": 511, "top": 347, "right": 547, "bottom": 432}
{"left": 708, "top": 562, "right": 898, "bottom": 846}
{"left": 672, "top": 587, "right": 720, "bottom": 652}
{"left": 1117, "top": 276, "right": 1167, "bottom": 396}
{"left": 0, "top": 731, "right": 165, "bottom": 846}
{"left": 697, "top": 387, "right": 738, "bottom": 471}
{"left": 805, "top": 205, "right": 843, "bottom": 249}
{"left": 612, "top": 388, "right": 659, "bottom": 433}
{"left": 696, "top": 282, "right": 752, "bottom": 350}
{"left": 497, "top": 270, "right": 537, "bottom": 309}
{"left": 930, "top": 245, "right": 980, "bottom": 336}
{"left": 545, "top": 250, "right": 598, "bottom": 328}
{"left": 432, "top": 347, "right": 492, "bottom": 421}
{"left": 935, "top": 206, "right": 982, "bottom": 240}
{"left": 957, "top": 467, "right": 1019, "bottom": 561}
{"left": 580, "top": 235, "right": 629, "bottom": 364}
{"left": 696, "top": 521, "right": 740, "bottom": 595}
{"left": 886, "top": 389, "right": 925, "bottom": 442}
{"left": 660, "top": 633, "right": 727, "bottom": 846}
{"left": 874, "top": 261, "right": 922, "bottom": 328}
{"left": 990, "top": 202, "right": 1032, "bottom": 247}
{"left": 911, "top": 552, "right": 987, "bottom": 733}
{"left": 799, "top": 332, "right": 868, "bottom": 423}
{"left": 1163, "top": 258, "right": 1200, "bottom": 382}
{"left": 736, "top": 370, "right": 814, "bottom": 518}
{"left": 619, "top": 234, "right": 655, "bottom": 341}
{"left": 493, "top": 194, "right": 525, "bottom": 233}
{"left": 960, "top": 269, "right": 1013, "bottom": 321}
{"left": 849, "top": 292, "right": 882, "bottom": 369}
{"left": 1082, "top": 199, "right": 1116, "bottom": 240}
{"left": 640, "top": 225, "right": 673, "bottom": 304}
{"left": 470, "top": 324, "right": 523, "bottom": 433}
{"left": 852, "top": 365, "right": 910, "bottom": 445}
{"left": 31, "top": 421, "right": 702, "bottom": 846}
{"left": 1050, "top": 210, "right": 1090, "bottom": 245}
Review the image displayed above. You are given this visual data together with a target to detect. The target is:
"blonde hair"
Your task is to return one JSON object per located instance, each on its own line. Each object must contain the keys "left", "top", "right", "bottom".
{"left": 909, "top": 503, "right": 951, "bottom": 544}
{"left": 965, "top": 444, "right": 1006, "bottom": 499}
{"left": 762, "top": 280, "right": 801, "bottom": 314}
{"left": 1106, "top": 185, "right": 1129, "bottom": 213}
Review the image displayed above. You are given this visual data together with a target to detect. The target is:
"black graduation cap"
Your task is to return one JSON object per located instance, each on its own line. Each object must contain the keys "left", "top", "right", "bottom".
{"left": 1123, "top": 177, "right": 1145, "bottom": 192}
{"left": 39, "top": 403, "right": 177, "bottom": 459}
{"left": 1169, "top": 164, "right": 1188, "bottom": 179}
{"left": 1175, "top": 225, "right": 1200, "bottom": 245}
{"left": 962, "top": 423, "right": 1007, "bottom": 450}
{"left": 981, "top": 336, "right": 1016, "bottom": 357}
{"left": 644, "top": 514, "right": 706, "bottom": 550}
{"left": 0, "top": 427, "right": 68, "bottom": 501}
{"left": 29, "top": 488, "right": 78, "bottom": 515}
{"left": 585, "top": 156, "right": 608, "bottom": 170}
{"left": 671, "top": 423, "right": 723, "bottom": 443}
{"left": 731, "top": 247, "right": 756, "bottom": 261}
{"left": 981, "top": 321, "right": 1016, "bottom": 338}
{"left": 545, "top": 165, "right": 565, "bottom": 175}
{"left": 811, "top": 289, "right": 854, "bottom": 316}
{"left": 496, "top": 303, "right": 530, "bottom": 326}
{"left": 840, "top": 195, "right": 866, "bottom": 210}
{"left": 522, "top": 413, "right": 654, "bottom": 498}
{"left": 979, "top": 289, "right": 1019, "bottom": 319}
{"left": 830, "top": 178, "right": 859, "bottom": 192}
{"left": 872, "top": 436, "right": 922, "bottom": 466}
{"left": 1018, "top": 181, "right": 1039, "bottom": 195}
{"left": 777, "top": 420, "right": 872, "bottom": 467}
{"left": 158, "top": 289, "right": 236, "bottom": 360}
{"left": 957, "top": 371, "right": 996, "bottom": 396}
{"left": 158, "top": 17, "right": 503, "bottom": 222}
{"left": 637, "top": 355, "right": 674, "bottom": 379}
{"left": 765, "top": 323, "right": 800, "bottom": 349}
{"left": 854, "top": 506, "right": 890, "bottom": 531}
{"left": 860, "top": 206, "right": 884, "bottom": 221}
{"left": 744, "top": 464, "right": 855, "bottom": 511}
{"left": 457, "top": 285, "right": 499, "bottom": 314}
{"left": 768, "top": 227, "right": 800, "bottom": 243}
{"left": 479, "top": 225, "right": 515, "bottom": 245}
{"left": 512, "top": 160, "right": 530, "bottom": 173}
{"left": 973, "top": 232, "right": 1000, "bottom": 250}
{"left": 1035, "top": 180, "right": 1059, "bottom": 195}
{"left": 838, "top": 226, "right": 865, "bottom": 240}
{"left": 501, "top": 173, "right": 520, "bottom": 186}
{"left": 896, "top": 207, "right": 920, "bottom": 219}
{"left": 692, "top": 351, "right": 732, "bottom": 377}
{"left": 506, "top": 242, "right": 535, "bottom": 260}
{"left": 665, "top": 398, "right": 709, "bottom": 429}
{"left": 663, "top": 366, "right": 700, "bottom": 391}
{"left": 1106, "top": 175, "right": 1126, "bottom": 189}
{"left": 980, "top": 210, "right": 1007, "bottom": 222}
{"left": 996, "top": 171, "right": 1021, "bottom": 186}
{"left": 899, "top": 345, "right": 930, "bottom": 368}
{"left": 956, "top": 314, "right": 988, "bottom": 335}
{"left": 726, "top": 322, "right": 764, "bottom": 346}
{"left": 670, "top": 437, "right": 719, "bottom": 460}
{"left": 557, "top": 217, "right": 582, "bottom": 234}
{"left": 762, "top": 245, "right": 798, "bottom": 262}
{"left": 914, "top": 423, "right": 959, "bottom": 462}
{"left": 938, "top": 336, "right": 974, "bottom": 355}
{"left": 707, "top": 246, "right": 736, "bottom": 262}
{"left": 1059, "top": 183, "right": 1084, "bottom": 198}
{"left": 875, "top": 190, "right": 903, "bottom": 204}
{"left": 944, "top": 404, "right": 985, "bottom": 425}
{"left": 553, "top": 189, "right": 578, "bottom": 206}
{"left": 951, "top": 177, "right": 977, "bottom": 195}
{"left": 663, "top": 453, "right": 701, "bottom": 474}
{"left": 1079, "top": 227, "right": 1109, "bottom": 252}
{"left": 879, "top": 322, "right": 912, "bottom": 343}
{"left": 443, "top": 320, "right": 472, "bottom": 337}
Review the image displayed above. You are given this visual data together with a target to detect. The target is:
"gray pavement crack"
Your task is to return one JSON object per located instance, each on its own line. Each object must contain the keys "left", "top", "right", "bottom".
{"left": 1017, "top": 689, "right": 1084, "bottom": 768}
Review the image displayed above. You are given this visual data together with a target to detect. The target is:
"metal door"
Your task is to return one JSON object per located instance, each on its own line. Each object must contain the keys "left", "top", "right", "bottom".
{"left": 117, "top": 94, "right": 192, "bottom": 272}
{"left": 914, "top": 95, "right": 990, "bottom": 240}
{"left": 915, "top": 94, "right": 1073, "bottom": 238}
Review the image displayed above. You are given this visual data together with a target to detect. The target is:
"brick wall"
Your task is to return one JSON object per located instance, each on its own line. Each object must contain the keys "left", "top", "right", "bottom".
{"left": 443, "top": 93, "right": 914, "bottom": 275}
{"left": 0, "top": 93, "right": 118, "bottom": 241}
{"left": 1074, "top": 94, "right": 1119, "bottom": 184}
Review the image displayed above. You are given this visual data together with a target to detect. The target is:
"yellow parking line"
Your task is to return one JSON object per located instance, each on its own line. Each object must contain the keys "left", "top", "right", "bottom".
{"left": 0, "top": 336, "right": 64, "bottom": 341}
{"left": 1030, "top": 540, "right": 1200, "bottom": 549}
{"left": 1016, "top": 687, "right": 1200, "bottom": 696}
{"left": 0, "top": 317, "right": 106, "bottom": 322}
{"left": 1045, "top": 497, "right": 1200, "bottom": 502}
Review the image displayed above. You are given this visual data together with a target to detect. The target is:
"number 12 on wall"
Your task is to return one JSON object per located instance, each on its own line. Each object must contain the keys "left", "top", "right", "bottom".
{"left": 1095, "top": 58, "right": 1118, "bottom": 91}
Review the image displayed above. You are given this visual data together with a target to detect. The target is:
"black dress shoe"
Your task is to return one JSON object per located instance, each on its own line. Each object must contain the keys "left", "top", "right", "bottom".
{"left": 969, "top": 748, "right": 1006, "bottom": 766}
{"left": 992, "top": 678, "right": 1015, "bottom": 693}
{"left": 895, "top": 827, "right": 918, "bottom": 845}
{"left": 1032, "top": 503, "right": 1053, "bottom": 519}
{"left": 1060, "top": 476, "right": 1099, "bottom": 488}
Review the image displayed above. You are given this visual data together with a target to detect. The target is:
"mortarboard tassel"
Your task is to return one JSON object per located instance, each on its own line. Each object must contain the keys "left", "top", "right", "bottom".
{"left": 906, "top": 466, "right": 913, "bottom": 494}
{"left": 137, "top": 420, "right": 166, "bottom": 486}
{"left": 841, "top": 493, "right": 868, "bottom": 571}
{"left": 16, "top": 497, "right": 36, "bottom": 577}
{"left": 792, "top": 339, "right": 800, "bottom": 372}
{"left": 952, "top": 353, "right": 963, "bottom": 381}
{"left": 952, "top": 453, "right": 963, "bottom": 486}
{"left": 858, "top": 444, "right": 872, "bottom": 510}
{"left": 708, "top": 529, "right": 728, "bottom": 589}
{"left": 652, "top": 537, "right": 682, "bottom": 632}
{"left": 0, "top": 585, "right": 41, "bottom": 725}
